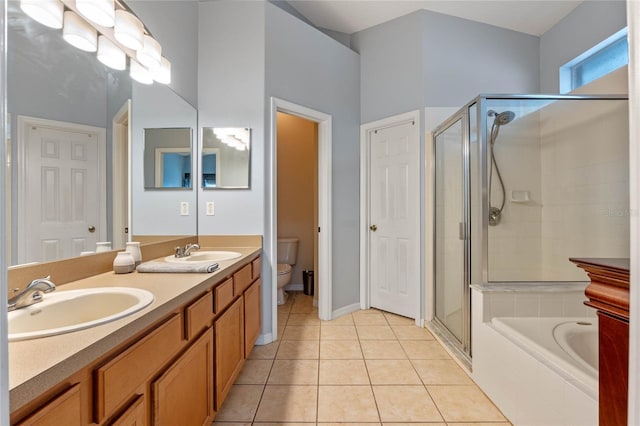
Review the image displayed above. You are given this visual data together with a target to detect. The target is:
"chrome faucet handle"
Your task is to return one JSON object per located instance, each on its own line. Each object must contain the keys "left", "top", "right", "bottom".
{"left": 175, "top": 246, "right": 185, "bottom": 258}
{"left": 184, "top": 243, "right": 200, "bottom": 256}
{"left": 27, "top": 275, "right": 56, "bottom": 293}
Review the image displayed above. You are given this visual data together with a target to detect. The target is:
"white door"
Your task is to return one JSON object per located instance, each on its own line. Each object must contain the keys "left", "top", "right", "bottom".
{"left": 368, "top": 119, "right": 420, "bottom": 318}
{"left": 19, "top": 117, "right": 105, "bottom": 263}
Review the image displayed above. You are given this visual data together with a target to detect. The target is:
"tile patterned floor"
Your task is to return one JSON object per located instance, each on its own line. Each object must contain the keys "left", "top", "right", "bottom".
{"left": 213, "top": 292, "right": 511, "bottom": 426}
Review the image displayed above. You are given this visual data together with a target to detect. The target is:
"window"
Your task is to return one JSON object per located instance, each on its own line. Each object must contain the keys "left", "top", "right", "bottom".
{"left": 560, "top": 28, "right": 628, "bottom": 93}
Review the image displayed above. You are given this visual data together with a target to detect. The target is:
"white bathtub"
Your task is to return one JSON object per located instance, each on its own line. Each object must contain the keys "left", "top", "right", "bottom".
{"left": 491, "top": 316, "right": 598, "bottom": 398}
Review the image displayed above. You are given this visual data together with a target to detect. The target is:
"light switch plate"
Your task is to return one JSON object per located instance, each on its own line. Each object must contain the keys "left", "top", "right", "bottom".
{"left": 180, "top": 202, "right": 189, "bottom": 216}
{"left": 206, "top": 202, "right": 215, "bottom": 216}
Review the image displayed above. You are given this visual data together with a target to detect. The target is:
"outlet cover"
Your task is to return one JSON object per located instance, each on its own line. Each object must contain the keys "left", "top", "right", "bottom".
{"left": 180, "top": 202, "right": 189, "bottom": 216}
{"left": 206, "top": 202, "right": 215, "bottom": 216}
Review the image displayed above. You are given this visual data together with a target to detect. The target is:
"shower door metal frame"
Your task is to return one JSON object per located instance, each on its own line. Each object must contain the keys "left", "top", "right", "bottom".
{"left": 431, "top": 110, "right": 471, "bottom": 362}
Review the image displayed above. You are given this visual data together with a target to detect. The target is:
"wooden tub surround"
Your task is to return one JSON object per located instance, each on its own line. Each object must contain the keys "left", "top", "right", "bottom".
{"left": 9, "top": 237, "right": 262, "bottom": 426}
{"left": 570, "top": 257, "right": 630, "bottom": 426}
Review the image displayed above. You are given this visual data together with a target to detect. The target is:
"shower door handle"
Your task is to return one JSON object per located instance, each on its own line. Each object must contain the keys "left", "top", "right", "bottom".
{"left": 459, "top": 222, "right": 467, "bottom": 240}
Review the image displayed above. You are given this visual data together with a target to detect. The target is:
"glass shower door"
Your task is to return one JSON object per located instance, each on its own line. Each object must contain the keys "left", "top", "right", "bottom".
{"left": 434, "top": 116, "right": 468, "bottom": 349}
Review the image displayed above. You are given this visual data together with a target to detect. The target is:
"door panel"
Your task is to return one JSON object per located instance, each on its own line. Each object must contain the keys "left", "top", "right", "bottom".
{"left": 369, "top": 120, "right": 419, "bottom": 318}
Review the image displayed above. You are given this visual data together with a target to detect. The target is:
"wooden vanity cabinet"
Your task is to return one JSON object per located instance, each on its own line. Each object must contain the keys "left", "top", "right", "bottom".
{"left": 214, "top": 297, "right": 245, "bottom": 410}
{"left": 110, "top": 396, "right": 145, "bottom": 426}
{"left": 15, "top": 384, "right": 83, "bottom": 426}
{"left": 244, "top": 278, "right": 261, "bottom": 356}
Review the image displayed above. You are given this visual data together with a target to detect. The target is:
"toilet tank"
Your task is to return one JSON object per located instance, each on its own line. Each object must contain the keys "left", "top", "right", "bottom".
{"left": 277, "top": 237, "right": 299, "bottom": 264}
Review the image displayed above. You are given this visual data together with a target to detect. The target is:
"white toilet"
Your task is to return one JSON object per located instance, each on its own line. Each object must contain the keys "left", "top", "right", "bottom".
{"left": 277, "top": 237, "right": 299, "bottom": 305}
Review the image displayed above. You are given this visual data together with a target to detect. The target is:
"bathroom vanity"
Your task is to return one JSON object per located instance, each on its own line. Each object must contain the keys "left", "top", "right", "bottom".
{"left": 571, "top": 257, "right": 630, "bottom": 426}
{"left": 8, "top": 238, "right": 262, "bottom": 425}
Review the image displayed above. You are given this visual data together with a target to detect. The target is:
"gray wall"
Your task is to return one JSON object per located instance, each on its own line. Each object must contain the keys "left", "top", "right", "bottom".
{"left": 539, "top": 0, "right": 627, "bottom": 93}
{"left": 265, "top": 2, "right": 361, "bottom": 312}
{"left": 129, "top": 1, "right": 199, "bottom": 107}
{"left": 352, "top": 9, "right": 540, "bottom": 123}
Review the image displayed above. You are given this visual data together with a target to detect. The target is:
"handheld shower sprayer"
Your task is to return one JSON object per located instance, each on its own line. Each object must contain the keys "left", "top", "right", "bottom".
{"left": 488, "top": 109, "right": 515, "bottom": 226}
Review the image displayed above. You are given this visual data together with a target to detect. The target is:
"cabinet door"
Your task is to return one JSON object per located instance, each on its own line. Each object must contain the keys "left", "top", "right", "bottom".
{"left": 152, "top": 329, "right": 214, "bottom": 426}
{"left": 111, "top": 396, "right": 145, "bottom": 426}
{"left": 16, "top": 384, "right": 82, "bottom": 426}
{"left": 244, "top": 279, "right": 261, "bottom": 357}
{"left": 214, "top": 297, "right": 244, "bottom": 410}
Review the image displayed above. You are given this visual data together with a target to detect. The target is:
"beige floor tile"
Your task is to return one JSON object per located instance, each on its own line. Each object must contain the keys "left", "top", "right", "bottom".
{"left": 281, "top": 325, "right": 320, "bottom": 340}
{"left": 366, "top": 359, "right": 422, "bottom": 384}
{"left": 277, "top": 312, "right": 289, "bottom": 324}
{"left": 278, "top": 304, "right": 292, "bottom": 313}
{"left": 255, "top": 385, "right": 317, "bottom": 422}
{"left": 384, "top": 424, "right": 445, "bottom": 426}
{"left": 412, "top": 360, "right": 473, "bottom": 385}
{"left": 276, "top": 340, "right": 320, "bottom": 359}
{"left": 235, "top": 359, "right": 273, "bottom": 384}
{"left": 322, "top": 313, "right": 355, "bottom": 326}
{"left": 319, "top": 424, "right": 382, "bottom": 426}
{"left": 360, "top": 340, "right": 407, "bottom": 359}
{"left": 383, "top": 312, "right": 416, "bottom": 325}
{"left": 320, "top": 340, "right": 363, "bottom": 359}
{"left": 445, "top": 423, "right": 512, "bottom": 426}
{"left": 287, "top": 313, "right": 321, "bottom": 326}
{"left": 373, "top": 385, "right": 443, "bottom": 423}
{"left": 353, "top": 312, "right": 389, "bottom": 325}
{"left": 428, "top": 385, "right": 507, "bottom": 422}
{"left": 213, "top": 423, "right": 252, "bottom": 426}
{"left": 400, "top": 340, "right": 451, "bottom": 360}
{"left": 353, "top": 308, "right": 385, "bottom": 317}
{"left": 318, "top": 385, "right": 380, "bottom": 422}
{"left": 268, "top": 359, "right": 319, "bottom": 385}
{"left": 357, "top": 325, "right": 396, "bottom": 340}
{"left": 248, "top": 341, "right": 280, "bottom": 360}
{"left": 319, "top": 360, "right": 370, "bottom": 385}
{"left": 391, "top": 325, "right": 435, "bottom": 340}
{"left": 277, "top": 325, "right": 286, "bottom": 338}
{"left": 214, "top": 384, "right": 264, "bottom": 422}
{"left": 290, "top": 298, "right": 317, "bottom": 314}
{"left": 253, "top": 423, "right": 315, "bottom": 426}
{"left": 321, "top": 325, "right": 358, "bottom": 340}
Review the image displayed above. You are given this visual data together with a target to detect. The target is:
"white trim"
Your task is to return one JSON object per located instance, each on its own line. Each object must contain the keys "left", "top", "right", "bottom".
{"left": 255, "top": 332, "right": 274, "bottom": 346}
{"left": 331, "top": 302, "right": 361, "bottom": 320}
{"left": 17, "top": 116, "right": 106, "bottom": 263}
{"left": 627, "top": 1, "right": 639, "bottom": 422}
{"left": 112, "top": 100, "right": 130, "bottom": 248}
{"left": 359, "top": 110, "right": 422, "bottom": 324}
{"left": 154, "top": 147, "right": 191, "bottom": 188}
{"left": 270, "top": 97, "right": 333, "bottom": 339}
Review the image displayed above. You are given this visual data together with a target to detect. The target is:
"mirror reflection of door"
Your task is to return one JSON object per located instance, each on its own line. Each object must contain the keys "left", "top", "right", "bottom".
{"left": 155, "top": 149, "right": 192, "bottom": 188}
{"left": 144, "top": 128, "right": 193, "bottom": 189}
{"left": 202, "top": 148, "right": 220, "bottom": 188}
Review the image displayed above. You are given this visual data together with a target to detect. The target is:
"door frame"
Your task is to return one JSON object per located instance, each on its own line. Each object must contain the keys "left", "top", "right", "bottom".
{"left": 17, "top": 115, "right": 106, "bottom": 263}
{"left": 112, "top": 100, "right": 130, "bottom": 249}
{"left": 360, "top": 110, "right": 422, "bottom": 325}
{"left": 269, "top": 97, "right": 333, "bottom": 331}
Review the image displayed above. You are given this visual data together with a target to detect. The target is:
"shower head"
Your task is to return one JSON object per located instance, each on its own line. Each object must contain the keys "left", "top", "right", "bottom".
{"left": 488, "top": 110, "right": 516, "bottom": 126}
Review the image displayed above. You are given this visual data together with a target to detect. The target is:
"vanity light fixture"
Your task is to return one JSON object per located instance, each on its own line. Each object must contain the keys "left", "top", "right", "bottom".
{"left": 63, "top": 11, "right": 98, "bottom": 52}
{"left": 97, "top": 35, "right": 126, "bottom": 70}
{"left": 76, "top": 0, "right": 115, "bottom": 28}
{"left": 213, "top": 128, "right": 249, "bottom": 151}
{"left": 153, "top": 57, "right": 172, "bottom": 84}
{"left": 130, "top": 59, "right": 153, "bottom": 85}
{"left": 113, "top": 9, "right": 144, "bottom": 51}
{"left": 137, "top": 35, "right": 162, "bottom": 71}
{"left": 20, "top": 0, "right": 64, "bottom": 29}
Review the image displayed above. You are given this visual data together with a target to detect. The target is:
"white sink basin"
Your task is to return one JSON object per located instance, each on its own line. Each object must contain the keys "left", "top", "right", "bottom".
{"left": 8, "top": 287, "right": 154, "bottom": 341}
{"left": 164, "top": 250, "right": 242, "bottom": 263}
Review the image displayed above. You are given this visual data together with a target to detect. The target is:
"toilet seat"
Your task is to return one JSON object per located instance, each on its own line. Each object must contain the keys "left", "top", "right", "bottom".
{"left": 277, "top": 264, "right": 292, "bottom": 275}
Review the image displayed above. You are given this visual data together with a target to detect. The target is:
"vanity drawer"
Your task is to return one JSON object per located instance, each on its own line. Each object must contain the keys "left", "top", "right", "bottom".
{"left": 251, "top": 257, "right": 261, "bottom": 280}
{"left": 233, "top": 264, "right": 253, "bottom": 296}
{"left": 95, "top": 313, "right": 183, "bottom": 422}
{"left": 16, "top": 384, "right": 82, "bottom": 426}
{"left": 186, "top": 291, "right": 213, "bottom": 340}
{"left": 214, "top": 278, "right": 234, "bottom": 314}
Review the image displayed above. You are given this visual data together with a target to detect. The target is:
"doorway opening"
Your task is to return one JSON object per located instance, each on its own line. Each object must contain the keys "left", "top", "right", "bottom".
{"left": 270, "top": 98, "right": 332, "bottom": 340}
{"left": 112, "top": 100, "right": 131, "bottom": 249}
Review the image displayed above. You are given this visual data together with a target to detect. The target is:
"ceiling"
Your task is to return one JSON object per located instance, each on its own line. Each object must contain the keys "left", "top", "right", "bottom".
{"left": 287, "top": 0, "right": 583, "bottom": 36}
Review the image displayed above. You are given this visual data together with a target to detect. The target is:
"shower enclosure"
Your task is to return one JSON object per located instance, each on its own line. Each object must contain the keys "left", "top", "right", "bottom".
{"left": 431, "top": 95, "right": 629, "bottom": 365}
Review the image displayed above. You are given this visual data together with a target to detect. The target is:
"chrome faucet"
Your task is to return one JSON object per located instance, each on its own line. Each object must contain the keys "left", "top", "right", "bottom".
{"left": 174, "top": 243, "right": 200, "bottom": 258}
{"left": 8, "top": 276, "right": 56, "bottom": 311}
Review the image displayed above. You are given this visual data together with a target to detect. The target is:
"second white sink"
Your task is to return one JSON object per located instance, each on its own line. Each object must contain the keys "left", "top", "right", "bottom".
{"left": 164, "top": 250, "right": 242, "bottom": 263}
{"left": 8, "top": 287, "right": 154, "bottom": 341}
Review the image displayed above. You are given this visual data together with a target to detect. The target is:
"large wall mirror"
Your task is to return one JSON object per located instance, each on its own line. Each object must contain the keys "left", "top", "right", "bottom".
{"left": 201, "top": 127, "right": 251, "bottom": 189}
{"left": 6, "top": 2, "right": 197, "bottom": 266}
{"left": 144, "top": 128, "right": 193, "bottom": 189}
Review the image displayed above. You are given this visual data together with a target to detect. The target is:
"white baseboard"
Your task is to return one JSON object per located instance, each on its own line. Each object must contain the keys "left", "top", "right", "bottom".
{"left": 285, "top": 284, "right": 303, "bottom": 291}
{"left": 255, "top": 332, "right": 274, "bottom": 345}
{"left": 331, "top": 302, "right": 361, "bottom": 320}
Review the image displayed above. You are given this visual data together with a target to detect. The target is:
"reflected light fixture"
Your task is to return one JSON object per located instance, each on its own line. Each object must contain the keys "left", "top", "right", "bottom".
{"left": 130, "top": 59, "right": 153, "bottom": 85}
{"left": 137, "top": 35, "right": 162, "bottom": 71}
{"left": 63, "top": 11, "right": 97, "bottom": 52}
{"left": 153, "top": 57, "right": 172, "bottom": 84}
{"left": 114, "top": 9, "right": 144, "bottom": 51}
{"left": 20, "top": 0, "right": 64, "bottom": 29}
{"left": 97, "top": 35, "right": 126, "bottom": 70}
{"left": 76, "top": 0, "right": 115, "bottom": 28}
